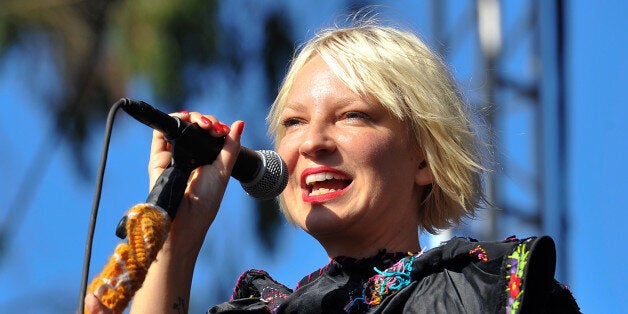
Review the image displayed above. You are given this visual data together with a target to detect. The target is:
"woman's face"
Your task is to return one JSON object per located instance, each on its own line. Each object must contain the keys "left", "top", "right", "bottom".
{"left": 277, "top": 55, "right": 431, "bottom": 245}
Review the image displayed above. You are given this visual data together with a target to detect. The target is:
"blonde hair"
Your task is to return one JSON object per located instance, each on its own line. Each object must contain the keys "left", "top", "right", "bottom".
{"left": 268, "top": 19, "right": 485, "bottom": 234}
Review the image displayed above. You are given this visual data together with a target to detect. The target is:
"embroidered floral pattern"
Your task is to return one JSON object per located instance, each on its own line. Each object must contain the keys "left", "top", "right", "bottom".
{"left": 505, "top": 242, "right": 529, "bottom": 313}
{"left": 469, "top": 245, "right": 489, "bottom": 262}
{"left": 344, "top": 253, "right": 421, "bottom": 312}
{"left": 261, "top": 286, "right": 290, "bottom": 312}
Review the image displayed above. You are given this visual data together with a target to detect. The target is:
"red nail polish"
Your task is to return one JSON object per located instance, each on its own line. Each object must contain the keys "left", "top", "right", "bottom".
{"left": 222, "top": 124, "right": 231, "bottom": 133}
{"left": 179, "top": 110, "right": 189, "bottom": 115}
{"left": 237, "top": 121, "right": 245, "bottom": 135}
{"left": 201, "top": 116, "right": 211, "bottom": 125}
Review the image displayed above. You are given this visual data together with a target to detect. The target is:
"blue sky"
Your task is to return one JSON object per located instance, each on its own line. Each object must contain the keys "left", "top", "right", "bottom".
{"left": 0, "top": 1, "right": 626, "bottom": 312}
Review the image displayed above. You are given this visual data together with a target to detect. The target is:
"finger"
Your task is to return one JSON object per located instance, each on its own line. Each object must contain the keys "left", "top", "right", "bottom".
{"left": 84, "top": 293, "right": 113, "bottom": 314}
{"left": 187, "top": 120, "right": 243, "bottom": 191}
{"left": 148, "top": 128, "right": 173, "bottom": 190}
{"left": 187, "top": 112, "right": 219, "bottom": 133}
{"left": 148, "top": 111, "right": 189, "bottom": 189}
{"left": 149, "top": 129, "right": 169, "bottom": 160}
{"left": 199, "top": 115, "right": 231, "bottom": 138}
{"left": 215, "top": 120, "right": 244, "bottom": 174}
{"left": 182, "top": 121, "right": 244, "bottom": 208}
{"left": 149, "top": 110, "right": 188, "bottom": 159}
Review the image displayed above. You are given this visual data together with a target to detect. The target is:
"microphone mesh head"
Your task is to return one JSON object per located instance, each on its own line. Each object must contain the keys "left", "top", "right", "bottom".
{"left": 240, "top": 150, "right": 288, "bottom": 200}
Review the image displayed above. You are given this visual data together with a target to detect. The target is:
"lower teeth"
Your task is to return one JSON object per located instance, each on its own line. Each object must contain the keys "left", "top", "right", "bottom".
{"left": 309, "top": 188, "right": 337, "bottom": 196}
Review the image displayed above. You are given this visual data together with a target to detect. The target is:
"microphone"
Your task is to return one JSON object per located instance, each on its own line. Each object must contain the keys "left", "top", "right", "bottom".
{"left": 120, "top": 98, "right": 288, "bottom": 200}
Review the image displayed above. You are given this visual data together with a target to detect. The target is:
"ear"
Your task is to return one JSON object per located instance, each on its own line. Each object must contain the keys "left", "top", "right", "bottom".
{"left": 415, "top": 159, "right": 434, "bottom": 186}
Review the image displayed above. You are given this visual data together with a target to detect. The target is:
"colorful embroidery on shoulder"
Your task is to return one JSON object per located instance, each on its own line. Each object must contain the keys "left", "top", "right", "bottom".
{"left": 505, "top": 242, "right": 530, "bottom": 314}
{"left": 261, "top": 286, "right": 290, "bottom": 312}
{"left": 344, "top": 251, "right": 422, "bottom": 312}
{"left": 469, "top": 245, "right": 489, "bottom": 262}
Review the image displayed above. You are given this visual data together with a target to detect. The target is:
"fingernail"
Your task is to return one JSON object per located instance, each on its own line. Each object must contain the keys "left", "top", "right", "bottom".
{"left": 237, "top": 121, "right": 245, "bottom": 135}
{"left": 179, "top": 110, "right": 189, "bottom": 115}
{"left": 201, "top": 116, "right": 211, "bottom": 125}
{"left": 221, "top": 124, "right": 230, "bottom": 133}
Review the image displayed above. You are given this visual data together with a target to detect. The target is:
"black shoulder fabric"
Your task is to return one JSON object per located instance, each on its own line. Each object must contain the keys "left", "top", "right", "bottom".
{"left": 502, "top": 236, "right": 581, "bottom": 313}
{"left": 369, "top": 237, "right": 508, "bottom": 313}
{"left": 207, "top": 298, "right": 271, "bottom": 314}
{"left": 231, "top": 270, "right": 293, "bottom": 301}
{"left": 207, "top": 237, "right": 580, "bottom": 313}
{"left": 208, "top": 269, "right": 292, "bottom": 314}
{"left": 513, "top": 236, "right": 556, "bottom": 312}
{"left": 368, "top": 236, "right": 579, "bottom": 313}
{"left": 546, "top": 280, "right": 581, "bottom": 313}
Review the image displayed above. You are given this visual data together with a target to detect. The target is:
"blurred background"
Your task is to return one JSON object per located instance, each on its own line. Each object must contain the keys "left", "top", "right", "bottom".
{"left": 0, "top": 0, "right": 625, "bottom": 312}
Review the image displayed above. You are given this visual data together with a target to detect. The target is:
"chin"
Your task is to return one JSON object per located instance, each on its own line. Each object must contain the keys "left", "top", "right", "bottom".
{"left": 299, "top": 206, "right": 350, "bottom": 236}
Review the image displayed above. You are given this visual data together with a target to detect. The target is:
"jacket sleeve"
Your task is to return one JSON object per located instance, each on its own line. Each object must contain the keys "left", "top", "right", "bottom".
{"left": 504, "top": 236, "right": 581, "bottom": 314}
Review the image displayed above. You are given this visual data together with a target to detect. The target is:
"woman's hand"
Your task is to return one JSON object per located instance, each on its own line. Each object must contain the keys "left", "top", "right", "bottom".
{"left": 148, "top": 111, "right": 244, "bottom": 252}
{"left": 127, "top": 112, "right": 244, "bottom": 313}
{"left": 148, "top": 111, "right": 234, "bottom": 190}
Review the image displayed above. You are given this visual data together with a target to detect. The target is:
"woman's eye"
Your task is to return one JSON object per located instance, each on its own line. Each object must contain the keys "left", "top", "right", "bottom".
{"left": 345, "top": 111, "right": 371, "bottom": 121}
{"left": 281, "top": 118, "right": 302, "bottom": 127}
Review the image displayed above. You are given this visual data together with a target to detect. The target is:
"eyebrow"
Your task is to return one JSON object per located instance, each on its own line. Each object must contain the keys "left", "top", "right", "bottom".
{"left": 281, "top": 102, "right": 307, "bottom": 113}
{"left": 282, "top": 96, "right": 369, "bottom": 112}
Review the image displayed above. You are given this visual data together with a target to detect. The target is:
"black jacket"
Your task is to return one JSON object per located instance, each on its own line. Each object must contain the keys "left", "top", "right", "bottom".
{"left": 208, "top": 236, "right": 579, "bottom": 313}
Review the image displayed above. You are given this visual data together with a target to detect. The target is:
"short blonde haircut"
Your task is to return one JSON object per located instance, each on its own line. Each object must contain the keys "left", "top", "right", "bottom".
{"left": 268, "top": 19, "right": 485, "bottom": 234}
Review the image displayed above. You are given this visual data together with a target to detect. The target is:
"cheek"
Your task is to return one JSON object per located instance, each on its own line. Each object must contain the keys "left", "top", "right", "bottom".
{"left": 277, "top": 136, "right": 297, "bottom": 166}
{"left": 277, "top": 137, "right": 301, "bottom": 187}
{"left": 355, "top": 133, "right": 395, "bottom": 163}
{"left": 359, "top": 134, "right": 415, "bottom": 182}
{"left": 277, "top": 141, "right": 300, "bottom": 218}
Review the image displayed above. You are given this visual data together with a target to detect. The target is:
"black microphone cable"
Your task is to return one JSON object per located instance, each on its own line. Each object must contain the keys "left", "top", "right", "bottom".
{"left": 78, "top": 98, "right": 125, "bottom": 314}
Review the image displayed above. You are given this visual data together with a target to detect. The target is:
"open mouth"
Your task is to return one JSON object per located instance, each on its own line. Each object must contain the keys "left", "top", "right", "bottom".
{"left": 304, "top": 172, "right": 352, "bottom": 197}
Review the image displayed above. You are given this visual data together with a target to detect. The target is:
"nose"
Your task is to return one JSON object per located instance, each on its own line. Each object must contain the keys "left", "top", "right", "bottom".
{"left": 299, "top": 122, "right": 336, "bottom": 158}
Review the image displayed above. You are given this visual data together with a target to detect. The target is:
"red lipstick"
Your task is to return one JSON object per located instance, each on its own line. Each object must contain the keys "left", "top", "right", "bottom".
{"left": 300, "top": 166, "right": 351, "bottom": 203}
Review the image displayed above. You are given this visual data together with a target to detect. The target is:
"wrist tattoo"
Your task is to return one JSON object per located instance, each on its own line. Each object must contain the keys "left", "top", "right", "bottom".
{"left": 172, "top": 296, "right": 186, "bottom": 313}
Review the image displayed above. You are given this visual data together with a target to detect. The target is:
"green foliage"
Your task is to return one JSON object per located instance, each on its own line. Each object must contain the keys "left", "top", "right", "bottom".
{"left": 108, "top": 0, "right": 221, "bottom": 105}
{"left": 0, "top": 0, "right": 296, "bottom": 252}
{"left": 0, "top": 0, "right": 226, "bottom": 173}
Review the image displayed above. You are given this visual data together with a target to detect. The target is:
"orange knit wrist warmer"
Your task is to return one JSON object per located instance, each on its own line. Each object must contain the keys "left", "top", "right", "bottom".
{"left": 86, "top": 203, "right": 171, "bottom": 314}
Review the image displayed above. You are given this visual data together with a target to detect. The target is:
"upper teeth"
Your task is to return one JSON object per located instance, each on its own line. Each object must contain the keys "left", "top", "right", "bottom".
{"left": 305, "top": 172, "right": 346, "bottom": 185}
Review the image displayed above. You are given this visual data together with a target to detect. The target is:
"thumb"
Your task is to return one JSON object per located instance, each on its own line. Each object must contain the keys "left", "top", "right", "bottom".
{"left": 84, "top": 293, "right": 113, "bottom": 314}
{"left": 214, "top": 120, "right": 245, "bottom": 175}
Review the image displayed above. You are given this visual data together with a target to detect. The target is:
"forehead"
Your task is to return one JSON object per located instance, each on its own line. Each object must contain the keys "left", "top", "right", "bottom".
{"left": 281, "top": 55, "right": 365, "bottom": 108}
{"left": 271, "top": 51, "right": 407, "bottom": 139}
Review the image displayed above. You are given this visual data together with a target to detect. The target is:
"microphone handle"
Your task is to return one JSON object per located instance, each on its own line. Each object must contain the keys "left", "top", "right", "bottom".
{"left": 121, "top": 98, "right": 260, "bottom": 183}
{"left": 145, "top": 166, "right": 189, "bottom": 218}
{"left": 115, "top": 99, "right": 263, "bottom": 238}
{"left": 116, "top": 165, "right": 190, "bottom": 239}
{"left": 232, "top": 147, "right": 262, "bottom": 184}
{"left": 122, "top": 99, "right": 181, "bottom": 139}
{"left": 114, "top": 147, "right": 260, "bottom": 240}
{"left": 168, "top": 121, "right": 263, "bottom": 184}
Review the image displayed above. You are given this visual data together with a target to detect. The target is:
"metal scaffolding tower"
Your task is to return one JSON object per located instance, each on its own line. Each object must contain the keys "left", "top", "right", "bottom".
{"left": 430, "top": 0, "right": 569, "bottom": 281}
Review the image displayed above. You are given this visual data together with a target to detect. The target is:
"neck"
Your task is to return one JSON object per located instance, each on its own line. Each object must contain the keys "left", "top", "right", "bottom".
{"left": 317, "top": 224, "right": 421, "bottom": 259}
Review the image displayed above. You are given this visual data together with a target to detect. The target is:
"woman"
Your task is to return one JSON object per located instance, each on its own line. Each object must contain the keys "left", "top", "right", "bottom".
{"left": 86, "top": 19, "right": 579, "bottom": 313}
